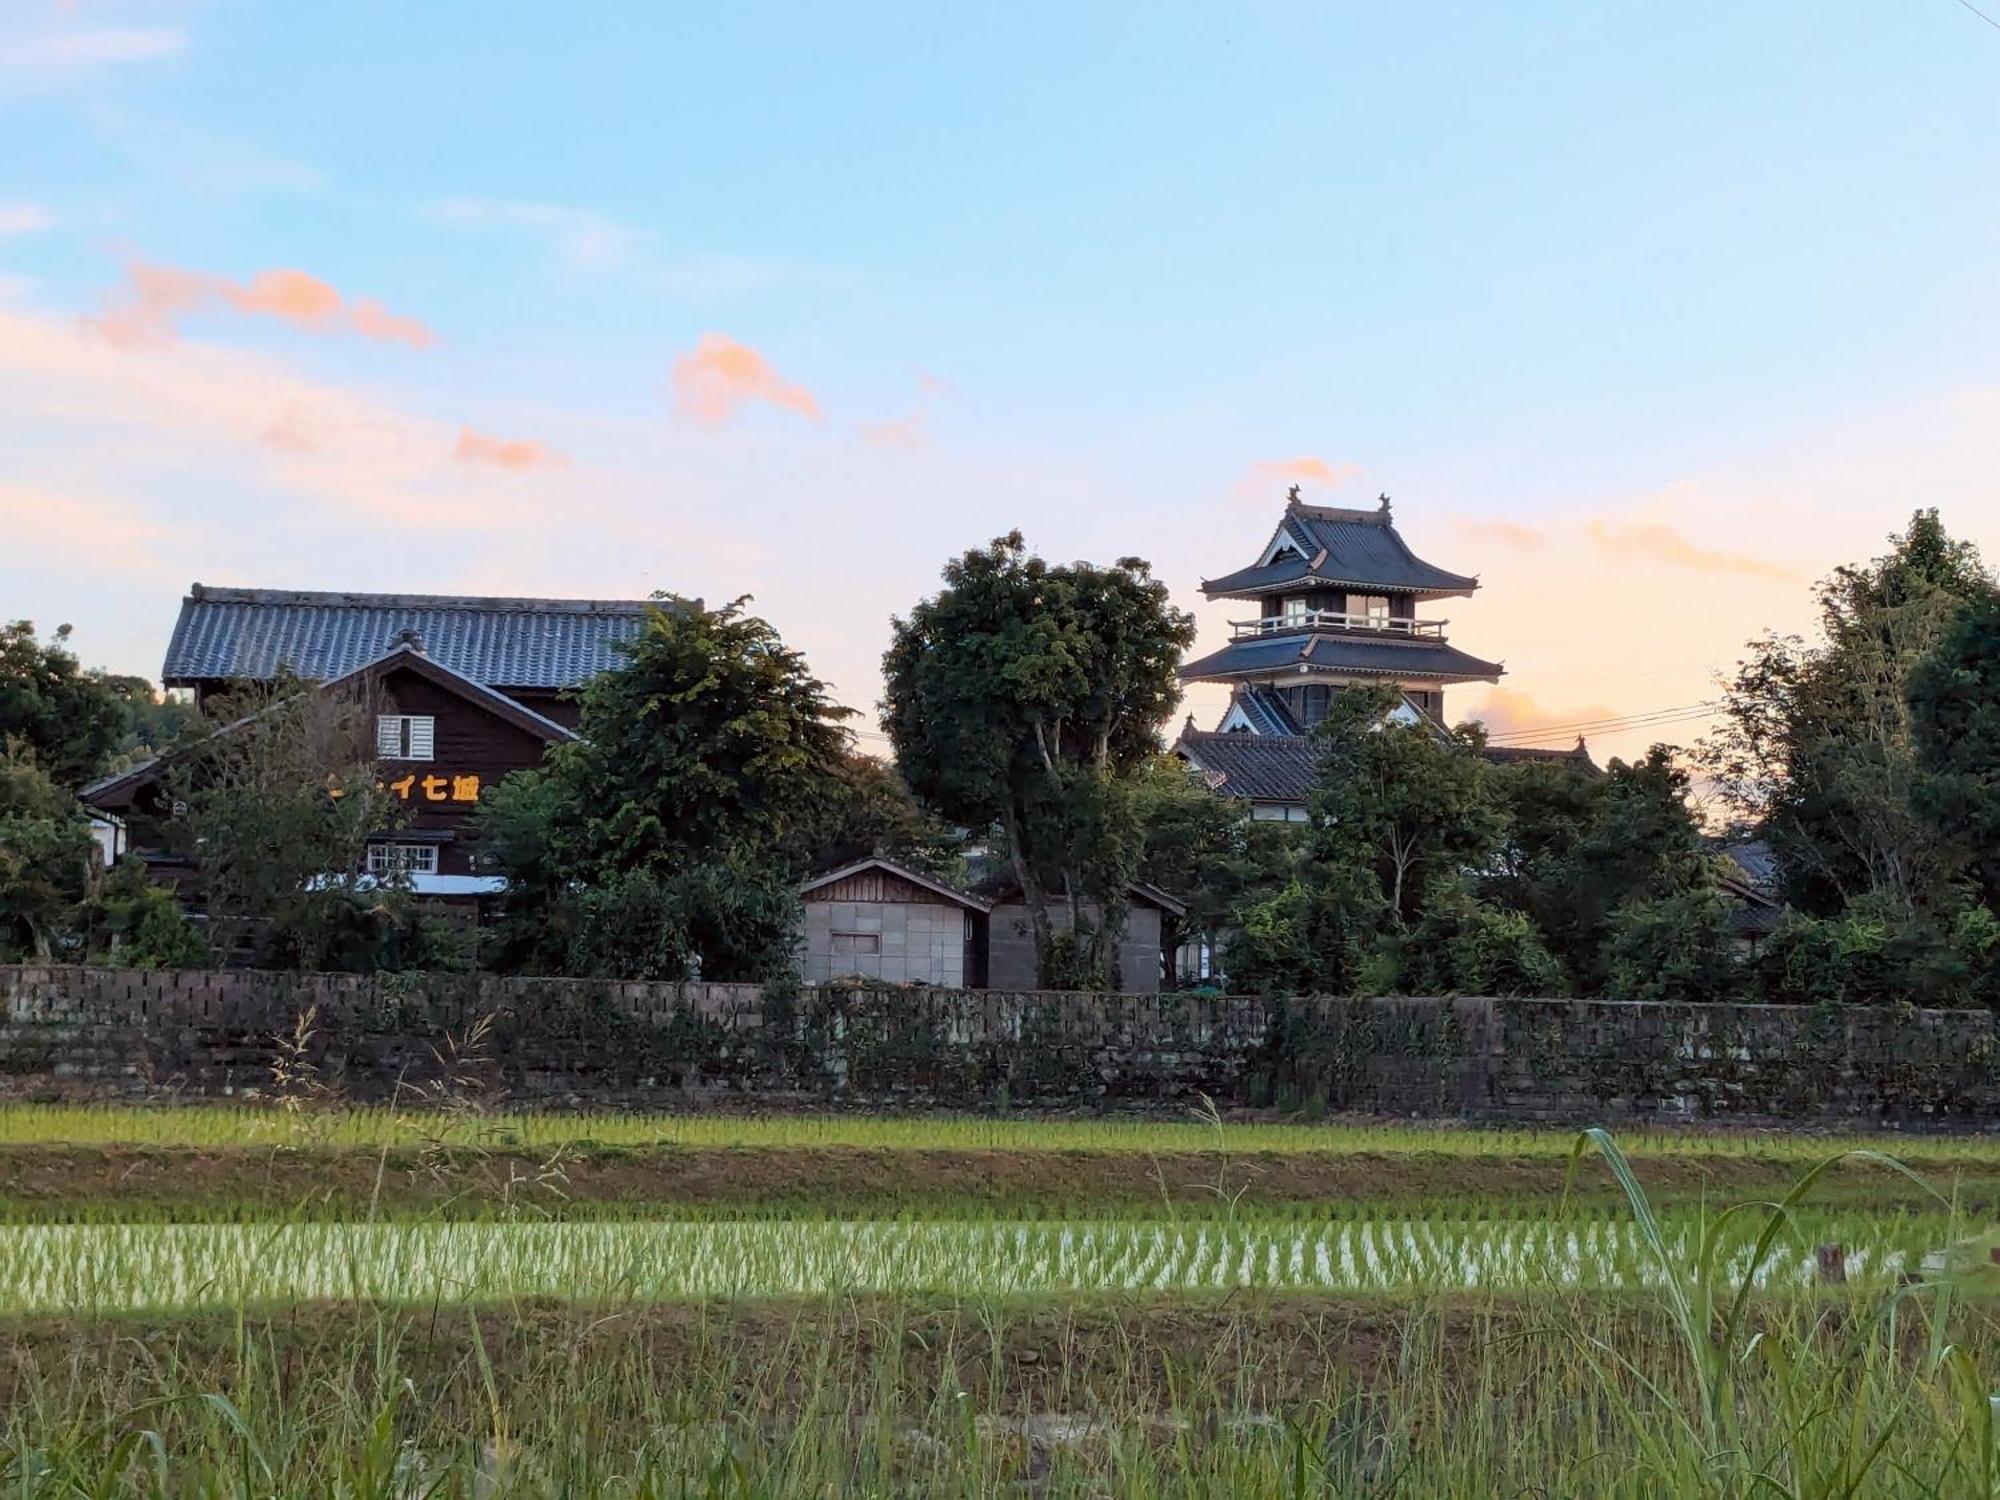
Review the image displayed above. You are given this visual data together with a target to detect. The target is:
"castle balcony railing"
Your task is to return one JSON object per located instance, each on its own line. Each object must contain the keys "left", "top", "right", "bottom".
{"left": 1229, "top": 611, "right": 1447, "bottom": 641}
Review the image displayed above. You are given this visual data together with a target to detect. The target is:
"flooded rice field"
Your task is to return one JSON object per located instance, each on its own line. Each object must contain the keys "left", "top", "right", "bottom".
{"left": 0, "top": 1212, "right": 1950, "bottom": 1313}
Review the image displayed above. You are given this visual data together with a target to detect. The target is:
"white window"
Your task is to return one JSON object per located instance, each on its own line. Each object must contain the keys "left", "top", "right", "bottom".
{"left": 1353, "top": 595, "right": 1391, "bottom": 626}
{"left": 1281, "top": 596, "right": 1309, "bottom": 625}
{"left": 376, "top": 714, "right": 435, "bottom": 760}
{"left": 830, "top": 932, "right": 881, "bottom": 955}
{"left": 366, "top": 842, "right": 438, "bottom": 876}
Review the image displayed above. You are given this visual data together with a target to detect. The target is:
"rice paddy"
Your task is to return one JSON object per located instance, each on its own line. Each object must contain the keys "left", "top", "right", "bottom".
{"left": 2, "top": 1100, "right": 1997, "bottom": 1494}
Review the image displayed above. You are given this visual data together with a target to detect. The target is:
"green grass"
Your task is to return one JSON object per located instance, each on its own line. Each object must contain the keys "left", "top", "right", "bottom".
{"left": 4, "top": 1105, "right": 1999, "bottom": 1494}
{"left": 6, "top": 1100, "right": 2000, "bottom": 1160}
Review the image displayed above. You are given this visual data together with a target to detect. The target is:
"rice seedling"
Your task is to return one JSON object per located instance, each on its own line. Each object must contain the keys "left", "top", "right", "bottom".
{"left": 0, "top": 1108, "right": 1995, "bottom": 1495}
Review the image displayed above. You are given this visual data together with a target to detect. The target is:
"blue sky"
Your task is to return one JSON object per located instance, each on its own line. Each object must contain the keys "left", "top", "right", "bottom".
{"left": 3, "top": 0, "right": 1998, "bottom": 762}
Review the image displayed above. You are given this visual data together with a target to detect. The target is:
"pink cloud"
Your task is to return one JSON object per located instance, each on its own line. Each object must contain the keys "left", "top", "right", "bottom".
{"left": 348, "top": 297, "right": 435, "bottom": 349}
{"left": 1460, "top": 687, "right": 1620, "bottom": 741}
{"left": 671, "top": 332, "right": 820, "bottom": 426}
{"left": 1238, "top": 456, "right": 1364, "bottom": 502}
{"left": 1585, "top": 519, "right": 1800, "bottom": 581}
{"left": 454, "top": 426, "right": 564, "bottom": 473}
{"left": 88, "top": 258, "right": 436, "bottom": 350}
{"left": 0, "top": 482, "right": 172, "bottom": 575}
{"left": 859, "top": 412, "right": 926, "bottom": 449}
{"left": 1454, "top": 518, "right": 1546, "bottom": 550}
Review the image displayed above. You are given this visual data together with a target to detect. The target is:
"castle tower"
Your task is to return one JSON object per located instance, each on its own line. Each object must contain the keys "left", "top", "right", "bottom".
{"left": 1180, "top": 489, "right": 1502, "bottom": 733}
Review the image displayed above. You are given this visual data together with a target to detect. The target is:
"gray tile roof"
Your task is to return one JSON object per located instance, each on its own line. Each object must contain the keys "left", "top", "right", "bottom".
{"left": 162, "top": 586, "right": 668, "bottom": 689}
{"left": 1204, "top": 501, "right": 1478, "bottom": 599}
{"left": 1181, "top": 631, "right": 1503, "bottom": 684}
{"left": 1482, "top": 742, "right": 1600, "bottom": 771}
{"left": 1232, "top": 686, "right": 1302, "bottom": 735}
{"left": 1177, "top": 730, "right": 1323, "bottom": 804}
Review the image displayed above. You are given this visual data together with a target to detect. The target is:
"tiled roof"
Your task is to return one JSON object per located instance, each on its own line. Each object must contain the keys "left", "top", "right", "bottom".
{"left": 1717, "top": 839, "right": 1779, "bottom": 893}
{"left": 1203, "top": 501, "right": 1478, "bottom": 599}
{"left": 1230, "top": 686, "right": 1302, "bottom": 735}
{"left": 162, "top": 586, "right": 669, "bottom": 689}
{"left": 1482, "top": 742, "right": 1600, "bottom": 772}
{"left": 1181, "top": 631, "right": 1503, "bottom": 684}
{"left": 1176, "top": 730, "right": 1322, "bottom": 804}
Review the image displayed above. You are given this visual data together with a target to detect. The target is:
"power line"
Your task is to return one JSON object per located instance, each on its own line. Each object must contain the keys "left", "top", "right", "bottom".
{"left": 1488, "top": 708, "right": 1720, "bottom": 748}
{"left": 1955, "top": 0, "right": 2000, "bottom": 31}
{"left": 1488, "top": 709, "right": 1723, "bottom": 748}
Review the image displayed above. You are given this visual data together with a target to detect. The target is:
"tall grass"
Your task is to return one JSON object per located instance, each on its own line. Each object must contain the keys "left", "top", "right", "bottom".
{"left": 1, "top": 1125, "right": 1995, "bottom": 1494}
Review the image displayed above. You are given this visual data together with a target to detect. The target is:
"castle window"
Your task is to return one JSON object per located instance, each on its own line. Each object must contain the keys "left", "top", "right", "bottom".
{"left": 1353, "top": 595, "right": 1391, "bottom": 626}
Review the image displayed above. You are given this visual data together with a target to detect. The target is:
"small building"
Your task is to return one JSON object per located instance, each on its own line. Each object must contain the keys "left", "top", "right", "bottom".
{"left": 798, "top": 856, "right": 989, "bottom": 988}
{"left": 983, "top": 882, "right": 1186, "bottom": 994}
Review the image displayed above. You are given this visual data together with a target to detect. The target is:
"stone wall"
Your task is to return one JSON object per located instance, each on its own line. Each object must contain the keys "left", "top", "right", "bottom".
{"left": 4, "top": 965, "right": 1999, "bottom": 1124}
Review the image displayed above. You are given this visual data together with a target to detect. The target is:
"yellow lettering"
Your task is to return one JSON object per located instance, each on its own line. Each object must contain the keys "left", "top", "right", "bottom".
{"left": 420, "top": 774, "right": 449, "bottom": 802}
{"left": 450, "top": 774, "right": 481, "bottom": 802}
{"left": 389, "top": 775, "right": 416, "bottom": 800}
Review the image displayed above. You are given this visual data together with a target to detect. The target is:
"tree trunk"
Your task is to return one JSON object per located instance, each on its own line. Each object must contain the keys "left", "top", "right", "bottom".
{"left": 1001, "top": 800, "right": 1055, "bottom": 986}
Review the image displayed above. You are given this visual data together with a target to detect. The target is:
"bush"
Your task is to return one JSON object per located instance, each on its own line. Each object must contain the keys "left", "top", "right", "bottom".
{"left": 1604, "top": 890, "right": 1739, "bottom": 1002}
{"left": 1397, "top": 879, "right": 1564, "bottom": 996}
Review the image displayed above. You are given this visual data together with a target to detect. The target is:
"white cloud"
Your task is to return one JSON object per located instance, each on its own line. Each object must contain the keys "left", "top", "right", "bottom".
{"left": 429, "top": 198, "right": 638, "bottom": 270}
{"left": 0, "top": 202, "right": 53, "bottom": 237}
{"left": 0, "top": 27, "right": 185, "bottom": 73}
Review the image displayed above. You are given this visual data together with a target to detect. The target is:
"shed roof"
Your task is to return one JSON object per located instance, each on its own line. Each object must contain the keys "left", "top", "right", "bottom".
{"left": 162, "top": 585, "right": 677, "bottom": 689}
{"left": 1203, "top": 498, "right": 1478, "bottom": 600}
{"left": 799, "top": 856, "right": 992, "bottom": 913}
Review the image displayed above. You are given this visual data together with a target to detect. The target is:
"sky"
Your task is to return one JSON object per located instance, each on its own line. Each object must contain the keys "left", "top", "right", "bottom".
{"left": 2, "top": 0, "right": 1998, "bottom": 767}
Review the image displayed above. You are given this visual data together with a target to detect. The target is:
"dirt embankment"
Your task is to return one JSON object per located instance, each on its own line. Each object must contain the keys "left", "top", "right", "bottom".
{"left": 0, "top": 1143, "right": 1980, "bottom": 1219}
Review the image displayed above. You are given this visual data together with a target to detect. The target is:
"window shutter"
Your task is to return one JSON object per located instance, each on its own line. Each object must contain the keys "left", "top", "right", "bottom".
{"left": 376, "top": 715, "right": 403, "bottom": 758}
{"left": 407, "top": 717, "right": 435, "bottom": 761}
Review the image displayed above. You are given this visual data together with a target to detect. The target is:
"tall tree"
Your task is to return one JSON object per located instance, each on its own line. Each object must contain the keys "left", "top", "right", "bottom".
{"left": 0, "top": 621, "right": 125, "bottom": 788}
{"left": 1494, "top": 748, "right": 1724, "bottom": 993}
{"left": 0, "top": 745, "right": 93, "bottom": 960}
{"left": 170, "top": 675, "right": 421, "bottom": 969}
{"left": 477, "top": 599, "right": 852, "bottom": 981}
{"left": 1909, "top": 592, "right": 2000, "bottom": 912}
{"left": 883, "top": 534, "right": 1195, "bottom": 986}
{"left": 1706, "top": 510, "right": 1994, "bottom": 917}
{"left": 1310, "top": 684, "right": 1501, "bottom": 927}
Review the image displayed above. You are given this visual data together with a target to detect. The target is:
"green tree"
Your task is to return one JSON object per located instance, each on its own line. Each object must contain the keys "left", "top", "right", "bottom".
{"left": 1224, "top": 686, "right": 1501, "bottom": 996}
{"left": 1310, "top": 684, "right": 1501, "bottom": 927}
{"left": 169, "top": 675, "right": 424, "bottom": 970}
{"left": 0, "top": 621, "right": 125, "bottom": 788}
{"left": 1131, "top": 756, "right": 1294, "bottom": 986}
{"left": 1394, "top": 876, "right": 1563, "bottom": 996}
{"left": 0, "top": 744, "right": 92, "bottom": 959}
{"left": 1495, "top": 748, "right": 1724, "bottom": 994}
{"left": 1909, "top": 592, "right": 2000, "bottom": 911}
{"left": 1707, "top": 510, "right": 1994, "bottom": 918}
{"left": 798, "top": 751, "right": 964, "bottom": 880}
{"left": 73, "top": 856, "right": 209, "bottom": 967}
{"left": 477, "top": 600, "right": 852, "bottom": 981}
{"left": 884, "top": 534, "right": 1195, "bottom": 986}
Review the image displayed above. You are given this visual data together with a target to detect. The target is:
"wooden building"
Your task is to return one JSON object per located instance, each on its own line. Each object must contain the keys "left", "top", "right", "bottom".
{"left": 82, "top": 585, "right": 665, "bottom": 900}
{"left": 983, "top": 883, "right": 1185, "bottom": 994}
{"left": 798, "top": 856, "right": 989, "bottom": 987}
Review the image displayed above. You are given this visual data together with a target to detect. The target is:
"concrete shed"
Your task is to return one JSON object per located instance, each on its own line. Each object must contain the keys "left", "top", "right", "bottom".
{"left": 798, "top": 857, "right": 989, "bottom": 988}
{"left": 984, "top": 883, "right": 1186, "bottom": 994}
